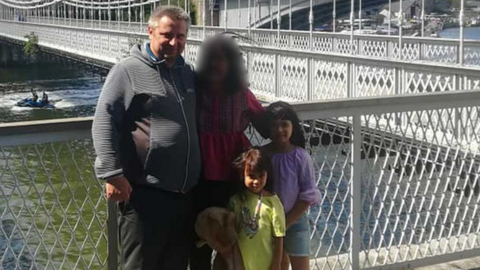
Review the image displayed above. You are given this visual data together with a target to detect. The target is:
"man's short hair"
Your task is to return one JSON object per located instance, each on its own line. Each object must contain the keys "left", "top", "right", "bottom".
{"left": 148, "top": 6, "right": 190, "bottom": 29}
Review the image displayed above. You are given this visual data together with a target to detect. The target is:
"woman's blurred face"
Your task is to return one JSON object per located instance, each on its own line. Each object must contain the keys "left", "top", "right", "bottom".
{"left": 208, "top": 49, "right": 229, "bottom": 84}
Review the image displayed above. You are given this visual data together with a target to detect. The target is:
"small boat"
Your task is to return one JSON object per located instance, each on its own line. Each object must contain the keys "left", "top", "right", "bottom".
{"left": 17, "top": 98, "right": 55, "bottom": 109}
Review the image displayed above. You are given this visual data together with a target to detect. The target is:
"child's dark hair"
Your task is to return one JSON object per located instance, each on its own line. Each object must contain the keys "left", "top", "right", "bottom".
{"left": 196, "top": 33, "right": 248, "bottom": 95}
{"left": 264, "top": 101, "right": 306, "bottom": 148}
{"left": 233, "top": 147, "right": 273, "bottom": 193}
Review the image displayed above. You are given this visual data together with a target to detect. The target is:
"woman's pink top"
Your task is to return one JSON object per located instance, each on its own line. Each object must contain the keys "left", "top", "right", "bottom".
{"left": 198, "top": 88, "right": 264, "bottom": 181}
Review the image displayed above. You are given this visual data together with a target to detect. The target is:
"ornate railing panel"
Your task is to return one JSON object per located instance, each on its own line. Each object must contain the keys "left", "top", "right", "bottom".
{"left": 0, "top": 119, "right": 109, "bottom": 270}
{"left": 14, "top": 17, "right": 480, "bottom": 66}
{"left": 2, "top": 20, "right": 480, "bottom": 103}
{"left": 2, "top": 91, "right": 480, "bottom": 269}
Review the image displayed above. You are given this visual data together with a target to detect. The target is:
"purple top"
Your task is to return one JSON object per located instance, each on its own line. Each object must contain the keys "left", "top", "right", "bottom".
{"left": 269, "top": 147, "right": 321, "bottom": 213}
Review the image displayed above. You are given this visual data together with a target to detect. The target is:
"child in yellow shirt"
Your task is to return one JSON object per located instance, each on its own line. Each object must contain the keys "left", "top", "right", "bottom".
{"left": 229, "top": 148, "right": 286, "bottom": 270}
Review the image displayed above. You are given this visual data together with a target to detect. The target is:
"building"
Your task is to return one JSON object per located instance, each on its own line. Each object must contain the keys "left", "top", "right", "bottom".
{"left": 378, "top": 0, "right": 421, "bottom": 25}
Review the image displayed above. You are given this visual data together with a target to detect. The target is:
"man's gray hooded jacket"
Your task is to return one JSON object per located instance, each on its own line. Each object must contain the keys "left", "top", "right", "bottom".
{"left": 92, "top": 43, "right": 201, "bottom": 193}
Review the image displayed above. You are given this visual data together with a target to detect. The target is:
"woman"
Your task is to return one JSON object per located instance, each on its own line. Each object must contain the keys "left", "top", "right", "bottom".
{"left": 191, "top": 33, "right": 267, "bottom": 270}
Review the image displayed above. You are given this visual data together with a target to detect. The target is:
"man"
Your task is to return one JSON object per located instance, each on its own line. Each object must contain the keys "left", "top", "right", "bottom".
{"left": 31, "top": 89, "right": 38, "bottom": 103}
{"left": 41, "top": 92, "right": 48, "bottom": 105}
{"left": 92, "top": 6, "right": 201, "bottom": 270}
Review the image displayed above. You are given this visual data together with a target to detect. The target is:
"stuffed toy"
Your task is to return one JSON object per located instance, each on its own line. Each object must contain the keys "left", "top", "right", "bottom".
{"left": 195, "top": 207, "right": 245, "bottom": 270}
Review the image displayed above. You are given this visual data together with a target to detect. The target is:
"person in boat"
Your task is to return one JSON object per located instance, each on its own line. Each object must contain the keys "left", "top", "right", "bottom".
{"left": 31, "top": 89, "right": 38, "bottom": 103}
{"left": 42, "top": 92, "right": 49, "bottom": 105}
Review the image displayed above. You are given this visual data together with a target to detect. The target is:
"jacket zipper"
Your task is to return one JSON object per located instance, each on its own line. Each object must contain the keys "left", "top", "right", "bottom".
{"left": 169, "top": 69, "right": 191, "bottom": 193}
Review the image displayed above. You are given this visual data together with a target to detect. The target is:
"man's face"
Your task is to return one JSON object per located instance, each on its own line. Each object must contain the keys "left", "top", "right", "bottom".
{"left": 148, "top": 16, "right": 187, "bottom": 64}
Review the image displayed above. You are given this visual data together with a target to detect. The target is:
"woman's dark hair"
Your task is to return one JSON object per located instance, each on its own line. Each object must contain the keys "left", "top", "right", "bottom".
{"left": 196, "top": 33, "right": 248, "bottom": 95}
{"left": 233, "top": 147, "right": 273, "bottom": 193}
{"left": 264, "top": 101, "right": 306, "bottom": 149}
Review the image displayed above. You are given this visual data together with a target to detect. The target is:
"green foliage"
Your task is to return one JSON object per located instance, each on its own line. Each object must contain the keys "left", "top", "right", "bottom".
{"left": 23, "top": 32, "right": 39, "bottom": 56}
{"left": 190, "top": 1, "right": 198, "bottom": 25}
{"left": 178, "top": 0, "right": 198, "bottom": 23}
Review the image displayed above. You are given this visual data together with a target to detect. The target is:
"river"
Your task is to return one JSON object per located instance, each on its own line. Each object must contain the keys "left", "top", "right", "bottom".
{"left": 0, "top": 41, "right": 102, "bottom": 123}
{"left": 0, "top": 41, "right": 107, "bottom": 269}
{"left": 439, "top": 26, "right": 480, "bottom": 40}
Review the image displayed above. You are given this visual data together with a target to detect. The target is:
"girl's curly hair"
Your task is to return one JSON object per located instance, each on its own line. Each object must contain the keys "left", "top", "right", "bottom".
{"left": 232, "top": 147, "right": 274, "bottom": 193}
{"left": 196, "top": 33, "right": 248, "bottom": 95}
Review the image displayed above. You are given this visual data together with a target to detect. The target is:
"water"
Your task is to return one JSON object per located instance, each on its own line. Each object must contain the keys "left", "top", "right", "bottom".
{"left": 0, "top": 41, "right": 106, "bottom": 269}
{"left": 439, "top": 26, "right": 480, "bottom": 40}
{"left": 0, "top": 63, "right": 102, "bottom": 123}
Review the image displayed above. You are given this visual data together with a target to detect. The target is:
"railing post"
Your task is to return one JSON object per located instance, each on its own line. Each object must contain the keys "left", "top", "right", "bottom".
{"left": 107, "top": 201, "right": 119, "bottom": 270}
{"left": 454, "top": 74, "right": 464, "bottom": 141}
{"left": 275, "top": 52, "right": 281, "bottom": 99}
{"left": 394, "top": 66, "right": 403, "bottom": 126}
{"left": 309, "top": 0, "right": 313, "bottom": 51}
{"left": 459, "top": 0, "right": 464, "bottom": 65}
{"left": 350, "top": 115, "right": 362, "bottom": 270}
{"left": 349, "top": 0, "right": 354, "bottom": 55}
{"left": 417, "top": 40, "right": 422, "bottom": 60}
{"left": 333, "top": 36, "right": 337, "bottom": 53}
{"left": 308, "top": 57, "right": 313, "bottom": 101}
{"left": 386, "top": 38, "right": 391, "bottom": 58}
{"left": 347, "top": 61, "right": 353, "bottom": 98}
{"left": 395, "top": 66, "right": 401, "bottom": 95}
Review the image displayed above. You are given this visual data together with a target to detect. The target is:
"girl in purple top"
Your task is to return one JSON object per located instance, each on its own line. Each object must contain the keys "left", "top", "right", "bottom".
{"left": 262, "top": 101, "right": 321, "bottom": 270}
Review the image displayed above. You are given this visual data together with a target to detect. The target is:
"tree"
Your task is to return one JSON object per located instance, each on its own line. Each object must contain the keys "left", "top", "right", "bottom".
{"left": 23, "top": 32, "right": 39, "bottom": 63}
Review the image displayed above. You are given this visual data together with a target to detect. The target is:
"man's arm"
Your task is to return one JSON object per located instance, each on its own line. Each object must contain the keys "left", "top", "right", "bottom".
{"left": 92, "top": 64, "right": 134, "bottom": 201}
{"left": 270, "top": 237, "right": 284, "bottom": 270}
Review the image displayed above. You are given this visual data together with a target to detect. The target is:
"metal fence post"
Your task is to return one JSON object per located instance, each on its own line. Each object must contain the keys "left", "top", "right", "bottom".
{"left": 347, "top": 61, "right": 353, "bottom": 98}
{"left": 108, "top": 200, "right": 119, "bottom": 270}
{"left": 275, "top": 53, "right": 281, "bottom": 99}
{"left": 454, "top": 74, "right": 465, "bottom": 141}
{"left": 459, "top": 0, "right": 464, "bottom": 65}
{"left": 419, "top": 42, "right": 423, "bottom": 61}
{"left": 308, "top": 57, "right": 313, "bottom": 101}
{"left": 350, "top": 115, "right": 362, "bottom": 270}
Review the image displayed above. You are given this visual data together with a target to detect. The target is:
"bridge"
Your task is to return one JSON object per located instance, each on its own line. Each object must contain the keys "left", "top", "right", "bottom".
{"left": 218, "top": 0, "right": 392, "bottom": 29}
{"left": 1, "top": 0, "right": 480, "bottom": 269}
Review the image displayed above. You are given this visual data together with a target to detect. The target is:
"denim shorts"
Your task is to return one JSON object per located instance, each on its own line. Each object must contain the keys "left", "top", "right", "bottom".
{"left": 284, "top": 214, "right": 311, "bottom": 257}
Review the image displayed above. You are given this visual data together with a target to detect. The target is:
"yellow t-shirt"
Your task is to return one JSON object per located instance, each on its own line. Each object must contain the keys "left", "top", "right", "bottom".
{"left": 228, "top": 191, "right": 286, "bottom": 270}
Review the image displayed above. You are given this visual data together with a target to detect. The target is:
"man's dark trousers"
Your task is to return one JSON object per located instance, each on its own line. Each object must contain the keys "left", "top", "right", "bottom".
{"left": 118, "top": 185, "right": 193, "bottom": 270}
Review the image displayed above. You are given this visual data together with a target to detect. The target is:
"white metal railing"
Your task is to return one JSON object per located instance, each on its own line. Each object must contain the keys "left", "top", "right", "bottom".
{"left": 15, "top": 17, "right": 480, "bottom": 66}
{"left": 1, "top": 90, "right": 480, "bottom": 269}
{"left": 1, "top": 20, "right": 480, "bottom": 103}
